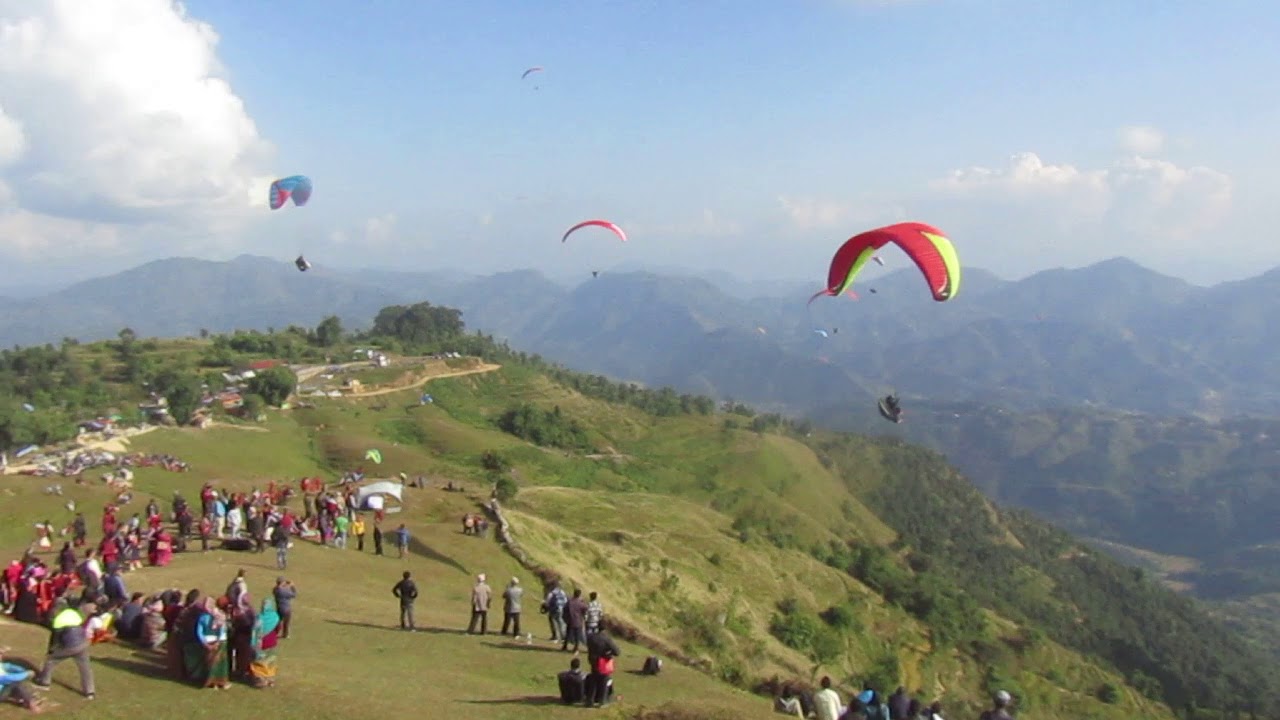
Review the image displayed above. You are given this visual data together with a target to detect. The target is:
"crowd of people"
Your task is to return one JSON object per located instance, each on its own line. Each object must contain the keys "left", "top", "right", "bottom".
{"left": 0, "top": 478, "right": 332, "bottom": 711}
{"left": 1, "top": 470, "right": 1019, "bottom": 718}
{"left": 775, "top": 677, "right": 1018, "bottom": 719}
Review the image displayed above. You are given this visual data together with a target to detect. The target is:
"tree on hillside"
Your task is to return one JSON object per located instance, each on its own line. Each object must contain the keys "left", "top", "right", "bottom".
{"left": 314, "top": 315, "right": 344, "bottom": 347}
{"left": 240, "top": 393, "right": 265, "bottom": 420}
{"left": 150, "top": 369, "right": 204, "bottom": 425}
{"left": 247, "top": 366, "right": 297, "bottom": 407}
{"left": 370, "top": 302, "right": 464, "bottom": 346}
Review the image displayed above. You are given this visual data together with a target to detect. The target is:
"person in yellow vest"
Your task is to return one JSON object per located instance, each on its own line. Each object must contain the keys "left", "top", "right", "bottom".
{"left": 33, "top": 599, "right": 95, "bottom": 700}
{"left": 351, "top": 516, "right": 366, "bottom": 552}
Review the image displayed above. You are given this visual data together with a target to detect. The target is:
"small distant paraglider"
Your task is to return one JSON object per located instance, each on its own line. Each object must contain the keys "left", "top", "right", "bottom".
{"left": 562, "top": 219, "right": 627, "bottom": 244}
{"left": 521, "top": 66, "right": 544, "bottom": 90}
{"left": 21, "top": 403, "right": 34, "bottom": 412}
{"left": 295, "top": 255, "right": 311, "bottom": 272}
{"left": 420, "top": 393, "right": 434, "bottom": 405}
{"left": 562, "top": 219, "right": 627, "bottom": 279}
{"left": 365, "top": 448, "right": 383, "bottom": 464}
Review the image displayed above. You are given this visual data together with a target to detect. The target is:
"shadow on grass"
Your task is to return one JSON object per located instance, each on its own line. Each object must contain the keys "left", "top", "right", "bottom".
{"left": 95, "top": 653, "right": 188, "bottom": 687}
{"left": 462, "top": 695, "right": 565, "bottom": 706}
{"left": 481, "top": 640, "right": 565, "bottom": 654}
{"left": 324, "top": 619, "right": 466, "bottom": 635}
{"left": 407, "top": 536, "right": 470, "bottom": 576}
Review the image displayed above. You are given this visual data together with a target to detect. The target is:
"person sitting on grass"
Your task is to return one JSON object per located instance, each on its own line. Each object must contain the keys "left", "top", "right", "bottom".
{"left": 0, "top": 647, "right": 46, "bottom": 714}
{"left": 557, "top": 657, "right": 586, "bottom": 705}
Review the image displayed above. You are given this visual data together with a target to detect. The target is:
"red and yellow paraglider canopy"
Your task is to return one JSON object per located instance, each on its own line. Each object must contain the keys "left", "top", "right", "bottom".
{"left": 810, "top": 221, "right": 961, "bottom": 305}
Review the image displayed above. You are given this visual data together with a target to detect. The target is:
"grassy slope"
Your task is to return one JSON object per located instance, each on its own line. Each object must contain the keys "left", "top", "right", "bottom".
{"left": 0, "top": 360, "right": 1173, "bottom": 719}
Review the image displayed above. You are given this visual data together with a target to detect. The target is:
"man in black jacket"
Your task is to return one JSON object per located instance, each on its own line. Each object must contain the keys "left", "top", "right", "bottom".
{"left": 585, "top": 628, "right": 620, "bottom": 707}
{"left": 393, "top": 571, "right": 418, "bottom": 631}
{"left": 33, "top": 600, "right": 95, "bottom": 700}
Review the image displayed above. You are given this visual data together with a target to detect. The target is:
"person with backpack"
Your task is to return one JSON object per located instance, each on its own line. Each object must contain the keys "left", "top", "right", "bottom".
{"left": 543, "top": 582, "right": 567, "bottom": 641}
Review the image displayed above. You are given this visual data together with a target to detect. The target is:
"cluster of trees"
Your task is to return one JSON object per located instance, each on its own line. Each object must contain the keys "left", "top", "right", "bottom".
{"left": 369, "top": 303, "right": 464, "bottom": 347}
{"left": 814, "top": 541, "right": 988, "bottom": 649}
{"left": 496, "top": 403, "right": 591, "bottom": 451}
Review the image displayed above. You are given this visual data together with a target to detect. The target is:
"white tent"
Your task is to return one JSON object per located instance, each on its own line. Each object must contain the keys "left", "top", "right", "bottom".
{"left": 357, "top": 481, "right": 404, "bottom": 514}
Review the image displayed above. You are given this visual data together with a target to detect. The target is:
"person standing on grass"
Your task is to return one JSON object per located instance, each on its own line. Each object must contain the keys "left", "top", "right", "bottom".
{"left": 373, "top": 523, "right": 384, "bottom": 556}
{"left": 544, "top": 582, "right": 568, "bottom": 642}
{"left": 334, "top": 514, "right": 350, "bottom": 549}
{"left": 271, "top": 522, "right": 290, "bottom": 570}
{"left": 501, "top": 577, "right": 523, "bottom": 637}
{"left": 351, "top": 515, "right": 366, "bottom": 552}
{"left": 394, "top": 524, "right": 410, "bottom": 559}
{"left": 585, "top": 591, "right": 604, "bottom": 637}
{"left": 33, "top": 599, "right": 95, "bottom": 701}
{"left": 468, "top": 573, "right": 491, "bottom": 635}
{"left": 272, "top": 577, "right": 297, "bottom": 640}
{"left": 562, "top": 588, "right": 587, "bottom": 653}
{"left": 393, "top": 571, "right": 418, "bottom": 631}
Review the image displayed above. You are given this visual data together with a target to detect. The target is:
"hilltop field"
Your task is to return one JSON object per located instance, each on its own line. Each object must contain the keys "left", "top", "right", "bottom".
{"left": 0, "top": 338, "right": 1204, "bottom": 720}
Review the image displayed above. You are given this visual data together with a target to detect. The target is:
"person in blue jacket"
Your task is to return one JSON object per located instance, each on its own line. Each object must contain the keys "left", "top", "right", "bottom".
{"left": 0, "top": 646, "right": 45, "bottom": 712}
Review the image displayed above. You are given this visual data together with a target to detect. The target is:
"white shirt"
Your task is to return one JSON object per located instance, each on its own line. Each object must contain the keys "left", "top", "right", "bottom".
{"left": 814, "top": 687, "right": 843, "bottom": 720}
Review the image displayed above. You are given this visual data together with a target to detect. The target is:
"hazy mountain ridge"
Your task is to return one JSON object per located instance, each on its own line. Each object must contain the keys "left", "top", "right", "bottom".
{"left": 4, "top": 253, "right": 1280, "bottom": 418}
{"left": 810, "top": 396, "right": 1280, "bottom": 657}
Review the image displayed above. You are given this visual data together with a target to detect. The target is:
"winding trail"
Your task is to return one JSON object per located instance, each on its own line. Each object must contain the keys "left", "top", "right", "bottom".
{"left": 335, "top": 362, "right": 501, "bottom": 398}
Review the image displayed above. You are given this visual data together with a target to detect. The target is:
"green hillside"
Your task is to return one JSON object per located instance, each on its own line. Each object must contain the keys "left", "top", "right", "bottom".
{"left": 1, "top": 312, "right": 1275, "bottom": 718}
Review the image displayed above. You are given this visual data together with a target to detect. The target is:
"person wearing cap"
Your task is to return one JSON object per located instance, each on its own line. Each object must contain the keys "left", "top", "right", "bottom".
{"left": 468, "top": 573, "right": 492, "bottom": 635}
{"left": 501, "top": 577, "right": 523, "bottom": 637}
{"left": 32, "top": 600, "right": 95, "bottom": 700}
{"left": 979, "top": 690, "right": 1015, "bottom": 720}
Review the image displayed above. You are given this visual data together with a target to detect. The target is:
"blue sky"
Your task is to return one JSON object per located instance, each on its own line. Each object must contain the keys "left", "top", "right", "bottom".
{"left": 0, "top": 0, "right": 1276, "bottom": 290}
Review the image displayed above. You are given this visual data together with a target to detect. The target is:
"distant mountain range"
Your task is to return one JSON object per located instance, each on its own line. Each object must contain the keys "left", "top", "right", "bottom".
{"left": 6, "top": 253, "right": 1279, "bottom": 419}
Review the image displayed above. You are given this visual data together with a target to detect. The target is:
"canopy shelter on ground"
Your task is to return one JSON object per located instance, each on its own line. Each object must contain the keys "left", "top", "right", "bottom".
{"left": 356, "top": 481, "right": 404, "bottom": 514}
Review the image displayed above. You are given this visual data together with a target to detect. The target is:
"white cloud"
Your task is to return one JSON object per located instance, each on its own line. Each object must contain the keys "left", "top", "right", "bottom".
{"left": 1117, "top": 125, "right": 1166, "bottom": 155}
{"left": 364, "top": 213, "right": 397, "bottom": 244}
{"left": 329, "top": 213, "right": 400, "bottom": 247}
{"left": 0, "top": 0, "right": 272, "bottom": 262}
{"left": 777, "top": 194, "right": 906, "bottom": 232}
{"left": 927, "top": 150, "right": 1234, "bottom": 271}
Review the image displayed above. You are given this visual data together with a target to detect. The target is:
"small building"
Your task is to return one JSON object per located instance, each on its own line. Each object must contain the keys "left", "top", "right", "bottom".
{"left": 244, "top": 359, "right": 282, "bottom": 372}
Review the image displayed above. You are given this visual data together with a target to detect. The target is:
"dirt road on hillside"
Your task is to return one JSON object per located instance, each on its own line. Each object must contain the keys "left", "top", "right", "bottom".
{"left": 340, "top": 363, "right": 501, "bottom": 398}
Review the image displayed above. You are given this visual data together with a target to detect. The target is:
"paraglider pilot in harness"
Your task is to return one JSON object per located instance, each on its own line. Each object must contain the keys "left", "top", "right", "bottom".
{"left": 878, "top": 394, "right": 903, "bottom": 424}
{"left": 295, "top": 255, "right": 311, "bottom": 272}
